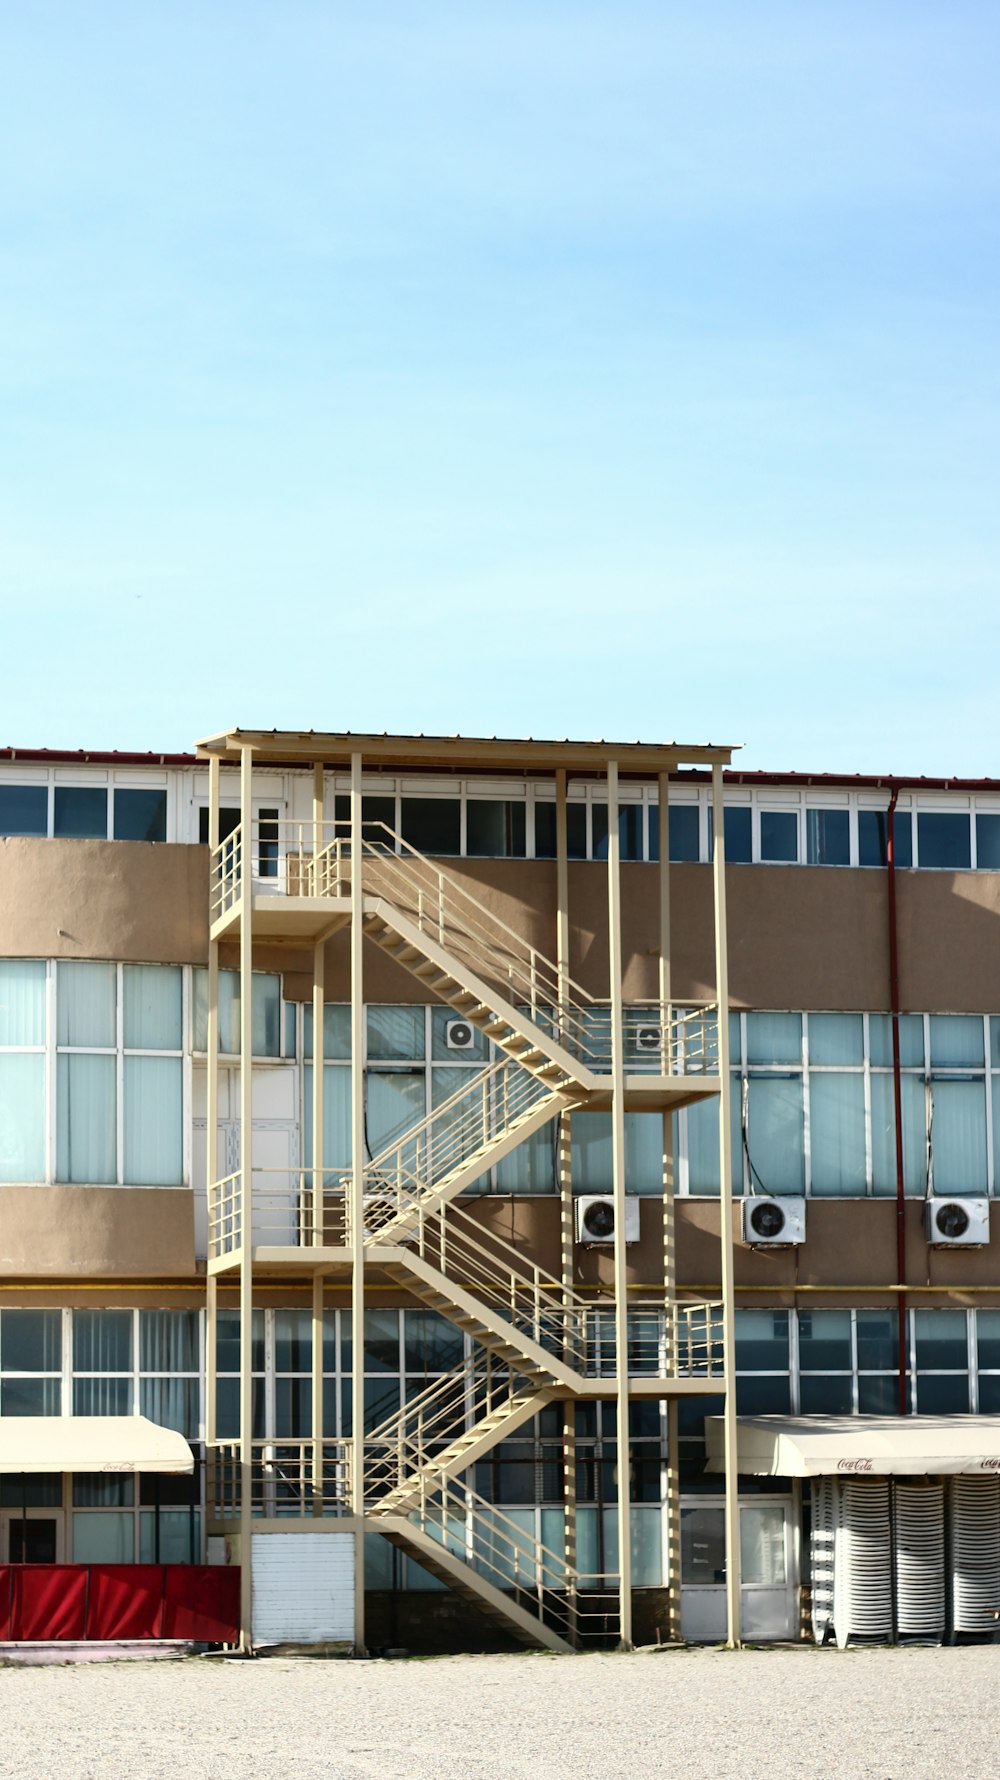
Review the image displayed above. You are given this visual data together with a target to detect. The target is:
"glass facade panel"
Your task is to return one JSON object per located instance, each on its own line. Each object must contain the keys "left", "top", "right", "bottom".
{"left": 869, "top": 1013, "right": 924, "bottom": 1069}
{"left": 930, "top": 1079, "right": 987, "bottom": 1195}
{"left": 400, "top": 799, "right": 460, "bottom": 856}
{"left": 976, "top": 813, "right": 1000, "bottom": 869}
{"left": 798, "top": 1309, "right": 852, "bottom": 1371}
{"left": 666, "top": 806, "right": 699, "bottom": 864}
{"left": 917, "top": 812, "right": 971, "bottom": 869}
{"left": 746, "top": 1013, "right": 801, "bottom": 1066}
{"left": 809, "top": 1072, "right": 866, "bottom": 1196}
{"left": 858, "top": 808, "right": 912, "bottom": 868}
{"left": 2, "top": 1309, "right": 61, "bottom": 1372}
{"left": 53, "top": 787, "right": 107, "bottom": 839}
{"left": 114, "top": 789, "right": 167, "bottom": 842}
{"left": 759, "top": 810, "right": 798, "bottom": 863}
{"left": 809, "top": 1013, "right": 863, "bottom": 1067}
{"left": 929, "top": 1014, "right": 984, "bottom": 1068}
{"left": 57, "top": 961, "right": 115, "bottom": 1047}
{"left": 124, "top": 1055, "right": 183, "bottom": 1184}
{"left": 746, "top": 1076, "right": 805, "bottom": 1194}
{"left": 871, "top": 1072, "right": 927, "bottom": 1197}
{"left": 0, "top": 960, "right": 45, "bottom": 1046}
{"left": 74, "top": 1309, "right": 133, "bottom": 1373}
{"left": 367, "top": 1005, "right": 425, "bottom": 1062}
{"left": 57, "top": 1053, "right": 116, "bottom": 1183}
{"left": 914, "top": 1308, "right": 967, "bottom": 1371}
{"left": 123, "top": 964, "right": 182, "bottom": 1051}
{"left": 806, "top": 809, "right": 849, "bottom": 866}
{"left": 0, "top": 786, "right": 47, "bottom": 836}
{"left": 0, "top": 1053, "right": 44, "bottom": 1182}
{"left": 466, "top": 800, "right": 526, "bottom": 858}
{"left": 735, "top": 1309, "right": 789, "bottom": 1371}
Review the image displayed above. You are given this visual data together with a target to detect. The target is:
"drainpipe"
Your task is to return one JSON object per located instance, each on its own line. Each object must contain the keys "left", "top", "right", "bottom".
{"left": 886, "top": 788, "right": 908, "bottom": 1414}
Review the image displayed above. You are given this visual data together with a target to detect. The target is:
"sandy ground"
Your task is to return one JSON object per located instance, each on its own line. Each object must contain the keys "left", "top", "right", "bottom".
{"left": 2, "top": 1645, "right": 1000, "bottom": 1780}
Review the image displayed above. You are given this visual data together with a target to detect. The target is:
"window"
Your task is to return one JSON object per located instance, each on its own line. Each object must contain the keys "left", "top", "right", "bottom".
{"left": 466, "top": 800, "right": 526, "bottom": 858}
{"left": 806, "top": 809, "right": 850, "bottom": 866}
{"left": 54, "top": 962, "right": 183, "bottom": 1185}
{"left": 0, "top": 961, "right": 46, "bottom": 1182}
{"left": 198, "top": 807, "right": 241, "bottom": 845}
{"left": 400, "top": 799, "right": 460, "bottom": 855}
{"left": 0, "top": 786, "right": 47, "bottom": 836}
{"left": 113, "top": 789, "right": 167, "bottom": 842}
{"left": 759, "top": 810, "right": 798, "bottom": 864}
{"left": 858, "top": 809, "right": 912, "bottom": 868}
{"left": 53, "top": 787, "right": 107, "bottom": 838}
{"left": 917, "top": 812, "right": 971, "bottom": 870}
{"left": 192, "top": 969, "right": 285, "bottom": 1058}
{"left": 976, "top": 814, "right": 1000, "bottom": 869}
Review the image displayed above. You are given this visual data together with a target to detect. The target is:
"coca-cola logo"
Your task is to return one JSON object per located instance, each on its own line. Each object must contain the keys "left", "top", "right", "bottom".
{"left": 976, "top": 1456, "right": 1000, "bottom": 1472}
{"left": 837, "top": 1458, "right": 874, "bottom": 1473}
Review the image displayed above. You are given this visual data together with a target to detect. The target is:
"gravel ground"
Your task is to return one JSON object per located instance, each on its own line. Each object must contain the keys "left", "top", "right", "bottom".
{"left": 2, "top": 1645, "right": 1000, "bottom": 1780}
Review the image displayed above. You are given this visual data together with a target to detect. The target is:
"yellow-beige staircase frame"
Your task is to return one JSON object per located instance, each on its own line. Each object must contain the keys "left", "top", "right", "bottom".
{"left": 201, "top": 731, "right": 741, "bottom": 1655}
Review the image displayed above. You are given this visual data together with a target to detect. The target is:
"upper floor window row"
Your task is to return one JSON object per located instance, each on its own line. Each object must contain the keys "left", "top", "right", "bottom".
{"left": 0, "top": 783, "right": 167, "bottom": 842}
{"left": 5, "top": 770, "right": 1000, "bottom": 870}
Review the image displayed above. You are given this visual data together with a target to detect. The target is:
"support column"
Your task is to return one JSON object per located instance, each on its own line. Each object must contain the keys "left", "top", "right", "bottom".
{"left": 607, "top": 760, "right": 632, "bottom": 1651}
{"left": 312, "top": 1273, "right": 325, "bottom": 1516}
{"left": 658, "top": 771, "right": 681, "bottom": 1641}
{"left": 712, "top": 763, "right": 741, "bottom": 1650}
{"left": 554, "top": 769, "right": 578, "bottom": 1640}
{"left": 206, "top": 754, "right": 220, "bottom": 1455}
{"left": 350, "top": 751, "right": 367, "bottom": 1653}
{"left": 238, "top": 743, "right": 254, "bottom": 1651}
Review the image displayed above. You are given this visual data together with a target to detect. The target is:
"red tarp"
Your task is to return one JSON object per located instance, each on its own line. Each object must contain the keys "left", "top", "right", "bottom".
{"left": 0, "top": 1565, "right": 239, "bottom": 1643}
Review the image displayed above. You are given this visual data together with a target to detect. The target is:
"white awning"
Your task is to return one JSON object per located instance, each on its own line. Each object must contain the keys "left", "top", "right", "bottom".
{"left": 705, "top": 1414, "right": 1000, "bottom": 1478}
{"left": 0, "top": 1417, "right": 194, "bottom": 1475}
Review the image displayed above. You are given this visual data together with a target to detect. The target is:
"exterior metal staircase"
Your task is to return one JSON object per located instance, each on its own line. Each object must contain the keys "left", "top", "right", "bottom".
{"left": 361, "top": 1055, "right": 579, "bottom": 1241}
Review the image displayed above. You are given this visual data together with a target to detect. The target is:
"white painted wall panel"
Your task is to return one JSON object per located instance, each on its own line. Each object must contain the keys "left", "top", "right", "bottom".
{"left": 252, "top": 1532, "right": 356, "bottom": 1646}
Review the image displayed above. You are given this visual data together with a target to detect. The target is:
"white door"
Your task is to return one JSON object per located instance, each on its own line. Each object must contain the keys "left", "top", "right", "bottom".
{"left": 193, "top": 1066, "right": 300, "bottom": 1254}
{"left": 680, "top": 1499, "right": 796, "bottom": 1642}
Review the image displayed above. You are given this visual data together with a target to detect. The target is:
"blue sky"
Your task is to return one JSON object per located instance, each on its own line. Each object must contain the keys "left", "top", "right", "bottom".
{"left": 2, "top": 2, "right": 998, "bottom": 771}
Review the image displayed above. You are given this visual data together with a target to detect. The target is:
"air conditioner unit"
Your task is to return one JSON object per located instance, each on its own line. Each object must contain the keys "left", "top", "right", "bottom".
{"left": 575, "top": 1196, "right": 640, "bottom": 1245}
{"left": 444, "top": 1018, "right": 476, "bottom": 1051}
{"left": 924, "top": 1197, "right": 990, "bottom": 1247}
{"left": 741, "top": 1196, "right": 806, "bottom": 1247}
{"left": 633, "top": 1024, "right": 662, "bottom": 1054}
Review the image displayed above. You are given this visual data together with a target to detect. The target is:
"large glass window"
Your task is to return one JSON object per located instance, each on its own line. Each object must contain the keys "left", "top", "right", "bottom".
{"left": 400, "top": 799, "right": 460, "bottom": 856}
{"left": 113, "top": 789, "right": 167, "bottom": 842}
{"left": 53, "top": 787, "right": 108, "bottom": 839}
{"left": 55, "top": 962, "right": 183, "bottom": 1186}
{"left": 859, "top": 808, "right": 912, "bottom": 868}
{"left": 806, "top": 808, "right": 850, "bottom": 866}
{"left": 917, "top": 812, "right": 971, "bottom": 870}
{"left": 759, "top": 810, "right": 798, "bottom": 864}
{"left": 0, "top": 786, "right": 47, "bottom": 836}
{"left": 0, "top": 961, "right": 46, "bottom": 1182}
{"left": 466, "top": 801, "right": 526, "bottom": 859}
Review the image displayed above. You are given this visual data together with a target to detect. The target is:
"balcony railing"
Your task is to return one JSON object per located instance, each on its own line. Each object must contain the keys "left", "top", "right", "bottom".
{"left": 209, "top": 1439, "right": 351, "bottom": 1520}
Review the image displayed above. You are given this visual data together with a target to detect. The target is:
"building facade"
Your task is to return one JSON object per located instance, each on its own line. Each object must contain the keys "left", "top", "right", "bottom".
{"left": 2, "top": 732, "right": 1000, "bottom": 1648}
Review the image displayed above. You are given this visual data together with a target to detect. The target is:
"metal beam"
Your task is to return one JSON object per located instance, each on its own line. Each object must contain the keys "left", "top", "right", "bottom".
{"left": 350, "top": 750, "right": 366, "bottom": 1654}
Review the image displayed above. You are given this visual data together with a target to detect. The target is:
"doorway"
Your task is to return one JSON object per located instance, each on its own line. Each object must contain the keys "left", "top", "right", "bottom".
{"left": 680, "top": 1497, "right": 796, "bottom": 1641}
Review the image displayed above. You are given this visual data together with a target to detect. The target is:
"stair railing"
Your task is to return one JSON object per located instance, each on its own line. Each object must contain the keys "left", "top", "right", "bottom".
{"left": 393, "top": 1470, "right": 620, "bottom": 1647}
{"left": 361, "top": 1057, "right": 564, "bottom": 1238}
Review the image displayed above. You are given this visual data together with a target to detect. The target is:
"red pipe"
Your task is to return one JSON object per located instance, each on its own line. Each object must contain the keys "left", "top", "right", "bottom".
{"left": 886, "top": 789, "right": 908, "bottom": 1413}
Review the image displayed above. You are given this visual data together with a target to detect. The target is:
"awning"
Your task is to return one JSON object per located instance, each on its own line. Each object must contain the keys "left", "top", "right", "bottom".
{"left": 0, "top": 1417, "right": 194, "bottom": 1475}
{"left": 705, "top": 1414, "right": 1000, "bottom": 1478}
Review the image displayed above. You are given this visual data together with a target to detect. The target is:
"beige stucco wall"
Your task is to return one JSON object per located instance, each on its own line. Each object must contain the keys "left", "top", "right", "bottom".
{"left": 0, "top": 1188, "right": 196, "bottom": 1279}
{"left": 0, "top": 838, "right": 209, "bottom": 964}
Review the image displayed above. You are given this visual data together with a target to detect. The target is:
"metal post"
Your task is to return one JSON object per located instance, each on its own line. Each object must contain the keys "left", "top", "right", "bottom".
{"left": 658, "top": 771, "right": 682, "bottom": 1640}
{"left": 350, "top": 751, "right": 367, "bottom": 1653}
{"left": 206, "top": 754, "right": 220, "bottom": 1455}
{"left": 312, "top": 1273, "right": 324, "bottom": 1516}
{"left": 712, "top": 763, "right": 741, "bottom": 1649}
{"left": 238, "top": 743, "right": 254, "bottom": 1651}
{"left": 607, "top": 760, "right": 632, "bottom": 1650}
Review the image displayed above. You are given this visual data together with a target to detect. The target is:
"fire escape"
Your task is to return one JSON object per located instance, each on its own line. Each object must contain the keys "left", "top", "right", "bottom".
{"left": 200, "top": 731, "right": 741, "bottom": 1654}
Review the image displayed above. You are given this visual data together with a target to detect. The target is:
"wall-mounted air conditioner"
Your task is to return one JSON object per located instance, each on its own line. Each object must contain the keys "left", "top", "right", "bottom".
{"left": 575, "top": 1196, "right": 641, "bottom": 1245}
{"left": 924, "top": 1198, "right": 990, "bottom": 1247}
{"left": 632, "top": 1024, "right": 662, "bottom": 1054}
{"left": 741, "top": 1196, "right": 806, "bottom": 1247}
{"left": 444, "top": 1019, "right": 476, "bottom": 1051}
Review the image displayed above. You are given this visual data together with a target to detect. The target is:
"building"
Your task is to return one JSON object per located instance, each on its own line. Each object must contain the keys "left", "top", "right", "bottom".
{"left": 1, "top": 729, "right": 1000, "bottom": 1650}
